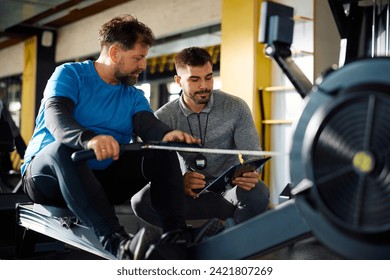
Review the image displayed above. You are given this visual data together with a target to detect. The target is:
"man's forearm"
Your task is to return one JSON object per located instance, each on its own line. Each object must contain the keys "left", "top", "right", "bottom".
{"left": 45, "top": 96, "right": 96, "bottom": 149}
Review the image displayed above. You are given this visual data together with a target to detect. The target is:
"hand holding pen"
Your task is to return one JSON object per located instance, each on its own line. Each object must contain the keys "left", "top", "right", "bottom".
{"left": 184, "top": 166, "right": 206, "bottom": 198}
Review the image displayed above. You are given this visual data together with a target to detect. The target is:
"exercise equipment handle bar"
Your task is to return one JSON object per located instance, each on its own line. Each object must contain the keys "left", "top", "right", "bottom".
{"left": 71, "top": 142, "right": 285, "bottom": 163}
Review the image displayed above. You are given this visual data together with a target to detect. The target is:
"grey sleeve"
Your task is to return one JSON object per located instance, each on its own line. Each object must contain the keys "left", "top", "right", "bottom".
{"left": 45, "top": 96, "right": 97, "bottom": 149}
{"left": 154, "top": 106, "right": 168, "bottom": 122}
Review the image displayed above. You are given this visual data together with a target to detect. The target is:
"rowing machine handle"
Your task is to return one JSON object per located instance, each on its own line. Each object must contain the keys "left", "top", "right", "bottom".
{"left": 71, "top": 149, "right": 95, "bottom": 162}
{"left": 71, "top": 142, "right": 202, "bottom": 162}
{"left": 71, "top": 143, "right": 139, "bottom": 162}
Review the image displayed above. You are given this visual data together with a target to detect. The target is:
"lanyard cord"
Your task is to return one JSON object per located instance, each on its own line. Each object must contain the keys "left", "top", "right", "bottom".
{"left": 186, "top": 113, "right": 209, "bottom": 147}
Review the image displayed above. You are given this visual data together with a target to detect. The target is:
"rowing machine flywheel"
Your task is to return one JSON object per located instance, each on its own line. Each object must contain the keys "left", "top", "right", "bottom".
{"left": 290, "top": 57, "right": 390, "bottom": 259}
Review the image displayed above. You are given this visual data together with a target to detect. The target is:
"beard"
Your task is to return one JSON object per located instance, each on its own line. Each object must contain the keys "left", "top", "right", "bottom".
{"left": 113, "top": 60, "right": 141, "bottom": 86}
{"left": 115, "top": 71, "right": 139, "bottom": 86}
{"left": 192, "top": 89, "right": 212, "bottom": 104}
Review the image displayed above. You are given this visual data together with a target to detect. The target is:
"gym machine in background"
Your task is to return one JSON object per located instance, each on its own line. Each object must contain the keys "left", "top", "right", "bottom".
{"left": 188, "top": 0, "right": 390, "bottom": 260}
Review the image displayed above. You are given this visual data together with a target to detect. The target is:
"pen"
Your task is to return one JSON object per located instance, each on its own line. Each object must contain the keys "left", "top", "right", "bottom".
{"left": 187, "top": 166, "right": 196, "bottom": 172}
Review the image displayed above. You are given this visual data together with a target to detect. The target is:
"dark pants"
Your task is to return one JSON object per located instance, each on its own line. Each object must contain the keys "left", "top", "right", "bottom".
{"left": 23, "top": 141, "right": 186, "bottom": 239}
{"left": 131, "top": 179, "right": 270, "bottom": 227}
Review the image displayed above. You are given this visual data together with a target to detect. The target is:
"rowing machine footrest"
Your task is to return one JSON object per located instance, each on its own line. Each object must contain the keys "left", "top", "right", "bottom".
{"left": 32, "top": 204, "right": 79, "bottom": 229}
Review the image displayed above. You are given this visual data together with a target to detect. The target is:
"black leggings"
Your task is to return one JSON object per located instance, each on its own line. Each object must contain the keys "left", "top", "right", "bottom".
{"left": 23, "top": 141, "right": 186, "bottom": 238}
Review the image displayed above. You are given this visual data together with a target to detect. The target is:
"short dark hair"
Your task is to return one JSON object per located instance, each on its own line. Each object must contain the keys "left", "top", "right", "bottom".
{"left": 98, "top": 14, "right": 155, "bottom": 50}
{"left": 174, "top": 47, "right": 212, "bottom": 71}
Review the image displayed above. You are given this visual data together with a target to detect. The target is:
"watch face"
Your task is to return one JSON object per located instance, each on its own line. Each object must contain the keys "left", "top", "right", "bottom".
{"left": 194, "top": 153, "right": 207, "bottom": 170}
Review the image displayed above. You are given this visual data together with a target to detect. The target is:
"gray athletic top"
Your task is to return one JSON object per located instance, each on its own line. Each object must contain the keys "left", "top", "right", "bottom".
{"left": 155, "top": 89, "right": 262, "bottom": 182}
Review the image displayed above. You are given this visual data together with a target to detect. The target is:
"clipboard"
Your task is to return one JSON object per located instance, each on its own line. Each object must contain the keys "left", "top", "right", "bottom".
{"left": 197, "top": 157, "right": 271, "bottom": 195}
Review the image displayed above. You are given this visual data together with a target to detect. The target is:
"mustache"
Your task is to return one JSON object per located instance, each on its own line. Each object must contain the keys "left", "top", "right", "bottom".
{"left": 195, "top": 90, "right": 212, "bottom": 95}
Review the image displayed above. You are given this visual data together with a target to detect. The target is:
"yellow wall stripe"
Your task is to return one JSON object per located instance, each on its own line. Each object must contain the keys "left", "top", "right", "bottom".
{"left": 21, "top": 36, "right": 37, "bottom": 143}
{"left": 220, "top": 0, "right": 272, "bottom": 186}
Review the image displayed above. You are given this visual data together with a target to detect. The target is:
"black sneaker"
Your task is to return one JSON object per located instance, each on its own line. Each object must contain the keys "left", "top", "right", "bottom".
{"left": 102, "top": 227, "right": 161, "bottom": 260}
{"left": 119, "top": 227, "right": 161, "bottom": 260}
{"left": 159, "top": 218, "right": 224, "bottom": 246}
